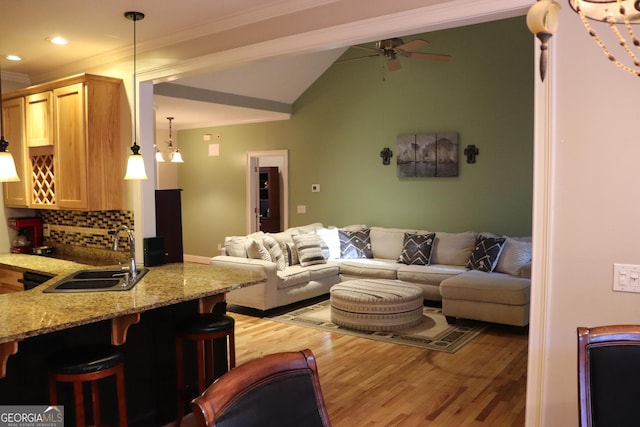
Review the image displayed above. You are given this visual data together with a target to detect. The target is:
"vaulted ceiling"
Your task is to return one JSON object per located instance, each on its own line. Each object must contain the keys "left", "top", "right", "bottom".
{"left": 1, "top": 0, "right": 530, "bottom": 131}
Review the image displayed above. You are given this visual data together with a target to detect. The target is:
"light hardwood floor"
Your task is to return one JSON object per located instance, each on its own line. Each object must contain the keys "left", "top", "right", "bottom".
{"left": 223, "top": 309, "right": 528, "bottom": 427}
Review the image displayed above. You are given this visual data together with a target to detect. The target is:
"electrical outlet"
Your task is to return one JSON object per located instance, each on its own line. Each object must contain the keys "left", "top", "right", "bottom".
{"left": 297, "top": 205, "right": 306, "bottom": 214}
{"left": 311, "top": 184, "right": 320, "bottom": 192}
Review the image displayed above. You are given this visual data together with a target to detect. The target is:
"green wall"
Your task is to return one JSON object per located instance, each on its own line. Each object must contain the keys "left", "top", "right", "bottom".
{"left": 178, "top": 17, "right": 533, "bottom": 257}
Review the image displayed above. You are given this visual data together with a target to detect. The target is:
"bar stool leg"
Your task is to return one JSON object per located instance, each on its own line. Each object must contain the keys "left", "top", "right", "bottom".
{"left": 74, "top": 381, "right": 86, "bottom": 427}
{"left": 175, "top": 336, "right": 185, "bottom": 426}
{"left": 229, "top": 331, "right": 236, "bottom": 369}
{"left": 91, "top": 381, "right": 101, "bottom": 426}
{"left": 116, "top": 366, "right": 127, "bottom": 427}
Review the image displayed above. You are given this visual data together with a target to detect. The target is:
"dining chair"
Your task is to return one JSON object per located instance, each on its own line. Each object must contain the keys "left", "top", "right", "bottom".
{"left": 577, "top": 325, "right": 640, "bottom": 427}
{"left": 190, "top": 348, "right": 331, "bottom": 427}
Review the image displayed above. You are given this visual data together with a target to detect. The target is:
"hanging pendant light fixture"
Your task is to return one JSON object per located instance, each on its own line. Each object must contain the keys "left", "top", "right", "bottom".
{"left": 0, "top": 61, "right": 20, "bottom": 182}
{"left": 167, "top": 117, "right": 183, "bottom": 163}
{"left": 124, "top": 11, "right": 148, "bottom": 180}
{"left": 155, "top": 116, "right": 184, "bottom": 163}
{"left": 569, "top": 0, "right": 640, "bottom": 77}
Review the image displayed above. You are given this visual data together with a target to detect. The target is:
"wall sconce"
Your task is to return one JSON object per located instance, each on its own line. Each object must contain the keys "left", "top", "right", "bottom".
{"left": 569, "top": 0, "right": 640, "bottom": 76}
{"left": 464, "top": 145, "right": 479, "bottom": 164}
{"left": 380, "top": 147, "right": 393, "bottom": 165}
{"left": 527, "top": 0, "right": 561, "bottom": 81}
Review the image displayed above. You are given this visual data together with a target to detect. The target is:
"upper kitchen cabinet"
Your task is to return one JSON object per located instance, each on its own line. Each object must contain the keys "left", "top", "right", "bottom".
{"left": 1, "top": 97, "right": 29, "bottom": 208}
{"left": 25, "top": 91, "right": 53, "bottom": 147}
{"left": 3, "top": 74, "right": 123, "bottom": 211}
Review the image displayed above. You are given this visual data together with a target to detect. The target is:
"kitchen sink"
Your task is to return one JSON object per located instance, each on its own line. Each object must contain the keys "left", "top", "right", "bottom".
{"left": 44, "top": 268, "right": 148, "bottom": 293}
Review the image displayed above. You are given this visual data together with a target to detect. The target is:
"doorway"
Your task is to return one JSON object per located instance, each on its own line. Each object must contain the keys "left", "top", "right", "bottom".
{"left": 246, "top": 150, "right": 289, "bottom": 234}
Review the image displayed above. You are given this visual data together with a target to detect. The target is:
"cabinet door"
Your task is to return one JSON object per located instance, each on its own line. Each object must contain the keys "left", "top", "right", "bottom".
{"left": 53, "top": 83, "right": 87, "bottom": 210}
{"left": 2, "top": 97, "right": 29, "bottom": 207}
{"left": 25, "top": 91, "right": 53, "bottom": 147}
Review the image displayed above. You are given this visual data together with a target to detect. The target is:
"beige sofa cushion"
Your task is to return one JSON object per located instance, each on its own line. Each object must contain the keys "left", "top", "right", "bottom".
{"left": 369, "top": 227, "right": 418, "bottom": 260}
{"left": 440, "top": 270, "right": 530, "bottom": 305}
{"left": 338, "top": 258, "right": 400, "bottom": 279}
{"left": 430, "top": 231, "right": 477, "bottom": 266}
{"left": 397, "top": 264, "right": 467, "bottom": 285}
{"left": 276, "top": 266, "right": 311, "bottom": 290}
{"left": 306, "top": 262, "right": 340, "bottom": 281}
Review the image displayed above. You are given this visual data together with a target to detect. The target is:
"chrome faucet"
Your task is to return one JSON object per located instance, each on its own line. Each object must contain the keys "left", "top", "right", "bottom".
{"left": 111, "top": 225, "right": 137, "bottom": 282}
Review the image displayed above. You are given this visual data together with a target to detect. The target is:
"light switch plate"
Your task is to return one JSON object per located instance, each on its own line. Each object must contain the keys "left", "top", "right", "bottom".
{"left": 613, "top": 263, "right": 640, "bottom": 293}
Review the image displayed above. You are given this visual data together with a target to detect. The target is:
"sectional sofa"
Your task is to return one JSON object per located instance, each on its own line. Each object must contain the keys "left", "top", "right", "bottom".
{"left": 209, "top": 223, "right": 532, "bottom": 327}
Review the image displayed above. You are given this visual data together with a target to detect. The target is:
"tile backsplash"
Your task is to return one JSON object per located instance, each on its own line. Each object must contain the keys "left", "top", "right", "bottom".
{"left": 37, "top": 210, "right": 135, "bottom": 263}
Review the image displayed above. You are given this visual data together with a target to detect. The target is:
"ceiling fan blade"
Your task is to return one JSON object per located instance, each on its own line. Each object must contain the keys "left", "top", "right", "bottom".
{"left": 396, "top": 39, "right": 429, "bottom": 52}
{"left": 335, "top": 54, "right": 379, "bottom": 65}
{"left": 407, "top": 52, "right": 452, "bottom": 62}
{"left": 386, "top": 58, "right": 402, "bottom": 71}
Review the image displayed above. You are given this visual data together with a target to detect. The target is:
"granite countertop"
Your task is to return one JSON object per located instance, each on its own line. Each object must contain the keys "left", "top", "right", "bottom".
{"left": 0, "top": 253, "right": 265, "bottom": 344}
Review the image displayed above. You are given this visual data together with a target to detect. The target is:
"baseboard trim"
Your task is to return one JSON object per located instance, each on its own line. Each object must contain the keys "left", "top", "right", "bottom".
{"left": 183, "top": 254, "right": 211, "bottom": 264}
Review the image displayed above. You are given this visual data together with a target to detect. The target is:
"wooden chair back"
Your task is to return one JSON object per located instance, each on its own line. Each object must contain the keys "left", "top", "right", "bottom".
{"left": 578, "top": 325, "right": 640, "bottom": 427}
{"left": 191, "top": 348, "right": 331, "bottom": 427}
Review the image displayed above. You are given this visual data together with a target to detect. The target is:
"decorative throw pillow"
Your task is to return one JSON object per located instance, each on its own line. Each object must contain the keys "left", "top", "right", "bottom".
{"left": 398, "top": 232, "right": 436, "bottom": 265}
{"left": 279, "top": 241, "right": 299, "bottom": 267}
{"left": 338, "top": 229, "right": 373, "bottom": 259}
{"left": 292, "top": 233, "right": 326, "bottom": 266}
{"left": 263, "top": 234, "right": 286, "bottom": 271}
{"left": 224, "top": 236, "right": 248, "bottom": 258}
{"left": 466, "top": 235, "right": 506, "bottom": 272}
{"left": 316, "top": 227, "right": 340, "bottom": 259}
{"left": 246, "top": 238, "right": 272, "bottom": 262}
{"left": 495, "top": 237, "right": 532, "bottom": 276}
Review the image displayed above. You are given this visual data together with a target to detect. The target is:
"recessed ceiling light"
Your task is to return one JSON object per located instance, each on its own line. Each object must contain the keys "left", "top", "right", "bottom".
{"left": 47, "top": 36, "right": 68, "bottom": 45}
{"left": 6, "top": 55, "right": 21, "bottom": 61}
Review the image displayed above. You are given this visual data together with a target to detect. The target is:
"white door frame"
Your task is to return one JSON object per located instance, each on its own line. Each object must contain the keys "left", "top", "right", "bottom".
{"left": 246, "top": 150, "right": 289, "bottom": 234}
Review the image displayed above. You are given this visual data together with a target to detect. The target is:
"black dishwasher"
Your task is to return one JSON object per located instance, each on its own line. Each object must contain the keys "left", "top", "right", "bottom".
{"left": 19, "top": 271, "right": 54, "bottom": 290}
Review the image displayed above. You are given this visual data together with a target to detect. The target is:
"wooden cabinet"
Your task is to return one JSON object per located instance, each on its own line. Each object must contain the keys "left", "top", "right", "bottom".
{"left": 0, "top": 268, "right": 23, "bottom": 294}
{"left": 155, "top": 189, "right": 184, "bottom": 263}
{"left": 2, "top": 97, "right": 29, "bottom": 208}
{"left": 3, "top": 74, "right": 122, "bottom": 211}
{"left": 259, "top": 167, "right": 281, "bottom": 232}
{"left": 25, "top": 91, "right": 53, "bottom": 147}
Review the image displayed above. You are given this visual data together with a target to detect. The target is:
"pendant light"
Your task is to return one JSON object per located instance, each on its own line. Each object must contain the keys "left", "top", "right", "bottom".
{"left": 123, "top": 11, "right": 148, "bottom": 180}
{"left": 0, "top": 62, "right": 20, "bottom": 182}
{"left": 168, "top": 117, "right": 183, "bottom": 163}
{"left": 156, "top": 116, "right": 184, "bottom": 163}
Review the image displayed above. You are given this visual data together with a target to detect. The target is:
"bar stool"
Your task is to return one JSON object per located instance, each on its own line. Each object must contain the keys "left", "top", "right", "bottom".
{"left": 48, "top": 344, "right": 127, "bottom": 427}
{"left": 175, "top": 313, "right": 236, "bottom": 425}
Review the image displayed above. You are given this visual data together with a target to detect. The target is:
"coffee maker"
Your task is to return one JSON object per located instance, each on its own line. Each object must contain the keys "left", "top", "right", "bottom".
{"left": 8, "top": 217, "right": 43, "bottom": 254}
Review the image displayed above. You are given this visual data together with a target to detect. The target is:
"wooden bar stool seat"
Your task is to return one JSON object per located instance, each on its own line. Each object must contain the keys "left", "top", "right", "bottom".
{"left": 48, "top": 344, "right": 127, "bottom": 427}
{"left": 175, "top": 313, "right": 235, "bottom": 425}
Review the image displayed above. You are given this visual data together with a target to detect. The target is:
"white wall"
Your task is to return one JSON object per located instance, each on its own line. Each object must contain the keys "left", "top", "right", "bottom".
{"left": 530, "top": 5, "right": 640, "bottom": 425}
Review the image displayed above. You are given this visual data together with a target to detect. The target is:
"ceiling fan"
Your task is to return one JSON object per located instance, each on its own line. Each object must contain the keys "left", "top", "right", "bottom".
{"left": 338, "top": 37, "right": 451, "bottom": 71}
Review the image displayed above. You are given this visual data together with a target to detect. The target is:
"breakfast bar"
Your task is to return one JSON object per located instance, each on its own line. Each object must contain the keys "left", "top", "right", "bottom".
{"left": 0, "top": 253, "right": 265, "bottom": 425}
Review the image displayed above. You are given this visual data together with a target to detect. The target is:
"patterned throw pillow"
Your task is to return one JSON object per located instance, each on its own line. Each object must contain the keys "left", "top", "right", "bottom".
{"left": 279, "top": 241, "right": 299, "bottom": 266}
{"left": 398, "top": 232, "right": 436, "bottom": 265}
{"left": 263, "top": 234, "right": 286, "bottom": 271}
{"left": 292, "top": 233, "right": 326, "bottom": 266}
{"left": 466, "top": 235, "right": 506, "bottom": 272}
{"left": 338, "top": 229, "right": 373, "bottom": 259}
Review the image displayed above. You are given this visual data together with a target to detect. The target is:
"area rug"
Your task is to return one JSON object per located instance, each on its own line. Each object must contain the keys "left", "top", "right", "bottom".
{"left": 268, "top": 299, "right": 486, "bottom": 353}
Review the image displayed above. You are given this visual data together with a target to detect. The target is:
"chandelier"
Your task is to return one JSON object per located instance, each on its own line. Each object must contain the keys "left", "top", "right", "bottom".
{"left": 155, "top": 116, "right": 184, "bottom": 163}
{"left": 569, "top": 0, "right": 640, "bottom": 76}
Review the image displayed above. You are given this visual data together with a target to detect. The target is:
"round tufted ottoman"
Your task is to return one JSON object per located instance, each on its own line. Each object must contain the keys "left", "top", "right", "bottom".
{"left": 330, "top": 280, "right": 424, "bottom": 332}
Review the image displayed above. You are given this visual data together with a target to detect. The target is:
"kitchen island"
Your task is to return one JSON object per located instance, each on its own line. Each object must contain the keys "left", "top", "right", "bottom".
{"left": 0, "top": 253, "right": 265, "bottom": 425}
